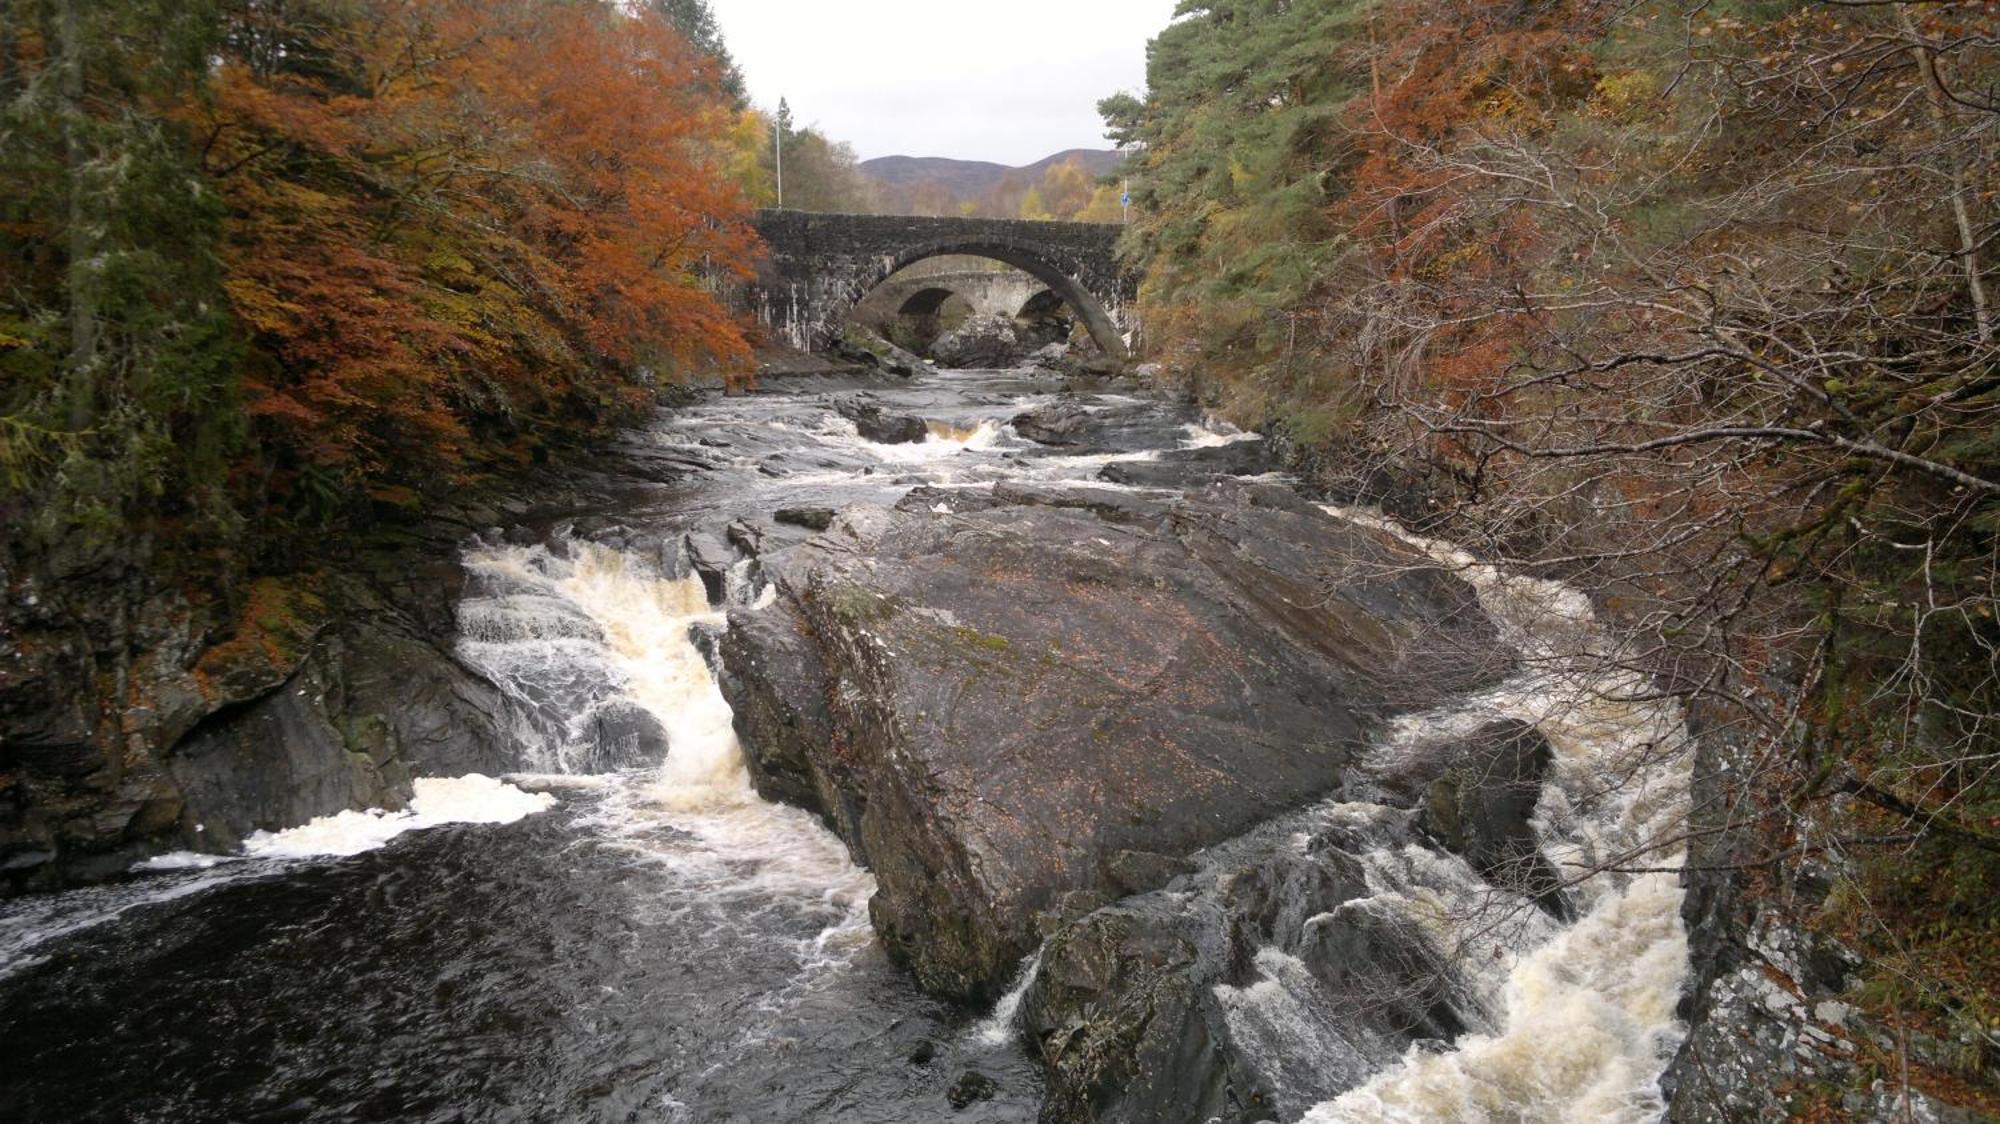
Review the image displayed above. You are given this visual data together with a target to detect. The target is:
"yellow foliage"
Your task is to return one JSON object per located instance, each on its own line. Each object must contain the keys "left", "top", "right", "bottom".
{"left": 1590, "top": 69, "right": 1660, "bottom": 119}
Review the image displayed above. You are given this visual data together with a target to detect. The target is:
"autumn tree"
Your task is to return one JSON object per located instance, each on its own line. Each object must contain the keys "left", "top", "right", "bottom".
{"left": 3, "top": 0, "right": 759, "bottom": 547}
{"left": 1107, "top": 0, "right": 2000, "bottom": 1108}
{"left": 1037, "top": 156, "right": 1097, "bottom": 219}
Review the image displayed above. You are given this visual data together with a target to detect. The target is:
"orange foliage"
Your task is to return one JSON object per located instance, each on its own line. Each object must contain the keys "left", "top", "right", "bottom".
{"left": 192, "top": 0, "right": 755, "bottom": 496}
{"left": 1342, "top": 0, "right": 1603, "bottom": 400}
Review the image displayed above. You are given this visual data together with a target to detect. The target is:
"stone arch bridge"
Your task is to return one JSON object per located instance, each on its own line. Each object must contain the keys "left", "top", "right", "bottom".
{"left": 749, "top": 210, "right": 1137, "bottom": 359}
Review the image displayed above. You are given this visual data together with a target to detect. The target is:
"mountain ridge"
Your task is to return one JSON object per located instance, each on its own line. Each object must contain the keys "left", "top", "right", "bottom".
{"left": 860, "top": 148, "right": 1122, "bottom": 201}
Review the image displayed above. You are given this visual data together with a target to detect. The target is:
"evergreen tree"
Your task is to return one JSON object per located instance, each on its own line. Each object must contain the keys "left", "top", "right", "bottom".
{"left": 651, "top": 0, "right": 745, "bottom": 105}
{"left": 0, "top": 0, "right": 241, "bottom": 537}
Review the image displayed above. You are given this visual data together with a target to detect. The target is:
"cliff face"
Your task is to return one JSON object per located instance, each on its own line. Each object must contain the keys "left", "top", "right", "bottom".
{"left": 0, "top": 509, "right": 523, "bottom": 891}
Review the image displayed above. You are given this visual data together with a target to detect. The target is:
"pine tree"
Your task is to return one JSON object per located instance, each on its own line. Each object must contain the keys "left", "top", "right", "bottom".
{"left": 652, "top": 0, "right": 745, "bottom": 105}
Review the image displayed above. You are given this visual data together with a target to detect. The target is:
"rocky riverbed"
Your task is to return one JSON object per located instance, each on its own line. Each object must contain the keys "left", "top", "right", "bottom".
{"left": 0, "top": 366, "right": 1729, "bottom": 1121}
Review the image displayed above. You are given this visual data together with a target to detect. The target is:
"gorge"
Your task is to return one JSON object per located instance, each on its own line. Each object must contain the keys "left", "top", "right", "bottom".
{"left": 3, "top": 0, "right": 1996, "bottom": 1120}
{"left": 4, "top": 368, "right": 1693, "bottom": 1121}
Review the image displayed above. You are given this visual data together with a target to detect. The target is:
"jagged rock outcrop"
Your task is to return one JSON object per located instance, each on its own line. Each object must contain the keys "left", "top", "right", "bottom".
{"left": 1098, "top": 441, "right": 1277, "bottom": 489}
{"left": 1022, "top": 805, "right": 1482, "bottom": 1123}
{"left": 1007, "top": 397, "right": 1190, "bottom": 453}
{"left": 165, "top": 592, "right": 516, "bottom": 850}
{"left": 1009, "top": 400, "right": 1096, "bottom": 446}
{"left": 718, "top": 480, "right": 1510, "bottom": 1001}
{"left": 836, "top": 397, "right": 928, "bottom": 444}
{"left": 832, "top": 325, "right": 926, "bottom": 378}
{"left": 0, "top": 497, "right": 569, "bottom": 889}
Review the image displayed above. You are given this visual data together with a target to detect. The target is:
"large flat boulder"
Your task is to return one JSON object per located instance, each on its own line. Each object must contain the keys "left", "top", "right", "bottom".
{"left": 717, "top": 482, "right": 1508, "bottom": 1001}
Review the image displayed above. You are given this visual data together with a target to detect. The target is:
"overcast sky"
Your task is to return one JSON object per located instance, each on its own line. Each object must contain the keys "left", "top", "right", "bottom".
{"left": 710, "top": 1, "right": 1181, "bottom": 166}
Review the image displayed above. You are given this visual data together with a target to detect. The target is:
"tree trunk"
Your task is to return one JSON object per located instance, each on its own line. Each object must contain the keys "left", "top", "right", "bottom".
{"left": 1901, "top": 5, "right": 1993, "bottom": 345}
{"left": 58, "top": 0, "right": 98, "bottom": 430}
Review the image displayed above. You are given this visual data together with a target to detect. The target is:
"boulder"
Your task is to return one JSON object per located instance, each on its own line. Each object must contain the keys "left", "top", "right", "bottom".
{"left": 1009, "top": 400, "right": 1096, "bottom": 446}
{"left": 1417, "top": 720, "right": 1569, "bottom": 918}
{"left": 168, "top": 607, "right": 515, "bottom": 852}
{"left": 833, "top": 325, "right": 925, "bottom": 378}
{"left": 836, "top": 397, "right": 928, "bottom": 445}
{"left": 1026, "top": 342, "right": 1074, "bottom": 372}
{"left": 683, "top": 531, "right": 735, "bottom": 604}
{"left": 775, "top": 506, "right": 837, "bottom": 532}
{"left": 1021, "top": 800, "right": 1511, "bottom": 1123}
{"left": 1005, "top": 398, "right": 1188, "bottom": 455}
{"left": 581, "top": 699, "right": 673, "bottom": 772}
{"left": 1098, "top": 442, "right": 1278, "bottom": 489}
{"left": 931, "top": 313, "right": 1023, "bottom": 369}
{"left": 719, "top": 481, "right": 1509, "bottom": 1001}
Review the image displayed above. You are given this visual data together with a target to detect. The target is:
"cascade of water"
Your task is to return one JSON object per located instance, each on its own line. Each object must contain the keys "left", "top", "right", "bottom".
{"left": 457, "top": 540, "right": 745, "bottom": 787}
{"left": 1291, "top": 508, "right": 1693, "bottom": 1123}
{"left": 973, "top": 947, "right": 1045, "bottom": 1047}
{"left": 457, "top": 534, "right": 881, "bottom": 973}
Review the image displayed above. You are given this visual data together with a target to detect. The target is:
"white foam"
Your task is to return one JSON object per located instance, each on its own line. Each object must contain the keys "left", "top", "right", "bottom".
{"left": 135, "top": 852, "right": 237, "bottom": 871}
{"left": 241, "top": 775, "right": 557, "bottom": 859}
{"left": 864, "top": 419, "right": 1008, "bottom": 464}
{"left": 1182, "top": 420, "right": 1263, "bottom": 448}
{"left": 974, "top": 946, "right": 1044, "bottom": 1047}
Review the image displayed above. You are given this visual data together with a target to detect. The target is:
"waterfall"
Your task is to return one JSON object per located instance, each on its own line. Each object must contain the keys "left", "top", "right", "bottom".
{"left": 457, "top": 533, "right": 880, "bottom": 972}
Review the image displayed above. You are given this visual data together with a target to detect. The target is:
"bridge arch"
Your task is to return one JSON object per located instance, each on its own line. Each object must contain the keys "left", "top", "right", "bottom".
{"left": 749, "top": 211, "right": 1136, "bottom": 363}
{"left": 1012, "top": 288, "right": 1072, "bottom": 349}
{"left": 886, "top": 286, "right": 971, "bottom": 351}
{"left": 897, "top": 287, "right": 960, "bottom": 318}
{"left": 843, "top": 240, "right": 1124, "bottom": 357}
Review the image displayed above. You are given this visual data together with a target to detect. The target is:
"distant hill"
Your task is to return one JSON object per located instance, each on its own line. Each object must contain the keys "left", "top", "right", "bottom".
{"left": 860, "top": 149, "right": 1125, "bottom": 218}
{"left": 859, "top": 155, "right": 1012, "bottom": 198}
{"left": 861, "top": 149, "right": 1121, "bottom": 197}
{"left": 1014, "top": 148, "right": 1125, "bottom": 182}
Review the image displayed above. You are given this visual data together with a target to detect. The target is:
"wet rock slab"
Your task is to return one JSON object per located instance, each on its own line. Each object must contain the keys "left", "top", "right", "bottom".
{"left": 836, "top": 397, "right": 927, "bottom": 444}
{"left": 1022, "top": 805, "right": 1468, "bottom": 1123}
{"left": 719, "top": 480, "right": 1510, "bottom": 1002}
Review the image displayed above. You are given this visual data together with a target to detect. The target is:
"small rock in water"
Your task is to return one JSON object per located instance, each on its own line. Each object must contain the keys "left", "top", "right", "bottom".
{"left": 908, "top": 1040, "right": 937, "bottom": 1066}
{"left": 1009, "top": 400, "right": 1095, "bottom": 446}
{"left": 775, "top": 507, "right": 836, "bottom": 531}
{"left": 946, "top": 1070, "right": 998, "bottom": 1109}
{"left": 836, "top": 398, "right": 927, "bottom": 444}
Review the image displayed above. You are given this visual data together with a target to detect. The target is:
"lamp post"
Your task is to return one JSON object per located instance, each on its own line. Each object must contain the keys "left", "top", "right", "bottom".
{"left": 773, "top": 96, "right": 789, "bottom": 209}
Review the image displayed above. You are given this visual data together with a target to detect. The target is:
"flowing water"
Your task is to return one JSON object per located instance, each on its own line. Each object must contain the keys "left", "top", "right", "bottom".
{"left": 0, "top": 369, "right": 1692, "bottom": 1122}
{"left": 1299, "top": 509, "right": 1693, "bottom": 1122}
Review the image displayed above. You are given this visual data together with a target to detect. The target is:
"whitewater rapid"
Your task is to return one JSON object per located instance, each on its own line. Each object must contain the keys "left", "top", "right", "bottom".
{"left": 1294, "top": 508, "right": 1694, "bottom": 1123}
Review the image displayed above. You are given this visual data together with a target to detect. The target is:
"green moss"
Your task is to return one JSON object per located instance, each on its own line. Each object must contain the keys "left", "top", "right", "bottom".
{"left": 951, "top": 625, "right": 1012, "bottom": 653}
{"left": 821, "top": 582, "right": 896, "bottom": 626}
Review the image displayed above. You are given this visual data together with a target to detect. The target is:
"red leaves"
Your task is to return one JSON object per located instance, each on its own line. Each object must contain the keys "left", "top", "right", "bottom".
{"left": 197, "top": 0, "right": 756, "bottom": 502}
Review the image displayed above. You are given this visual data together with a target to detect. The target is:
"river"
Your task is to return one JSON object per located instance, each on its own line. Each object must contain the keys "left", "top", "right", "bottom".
{"left": 0, "top": 368, "right": 1690, "bottom": 1122}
